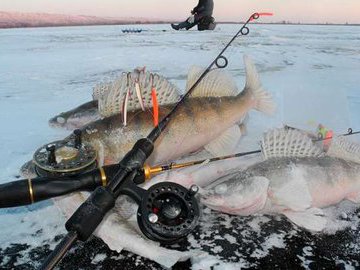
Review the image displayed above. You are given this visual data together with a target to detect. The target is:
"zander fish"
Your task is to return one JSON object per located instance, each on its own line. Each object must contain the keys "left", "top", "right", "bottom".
{"left": 67, "top": 55, "right": 274, "bottom": 166}
{"left": 22, "top": 56, "right": 274, "bottom": 177}
{"left": 201, "top": 128, "right": 360, "bottom": 231}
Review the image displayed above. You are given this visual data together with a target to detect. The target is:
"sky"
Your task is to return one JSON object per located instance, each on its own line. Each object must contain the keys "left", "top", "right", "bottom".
{"left": 1, "top": 0, "right": 360, "bottom": 24}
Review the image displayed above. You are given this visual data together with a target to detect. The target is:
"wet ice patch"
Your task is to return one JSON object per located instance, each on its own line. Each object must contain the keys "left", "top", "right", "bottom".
{"left": 0, "top": 204, "right": 66, "bottom": 249}
{"left": 313, "top": 64, "right": 333, "bottom": 69}
{"left": 250, "top": 233, "right": 285, "bottom": 259}
{"left": 322, "top": 200, "right": 360, "bottom": 234}
{"left": 0, "top": 203, "right": 66, "bottom": 269}
{"left": 186, "top": 207, "right": 289, "bottom": 268}
{"left": 297, "top": 246, "right": 314, "bottom": 269}
{"left": 191, "top": 254, "right": 248, "bottom": 270}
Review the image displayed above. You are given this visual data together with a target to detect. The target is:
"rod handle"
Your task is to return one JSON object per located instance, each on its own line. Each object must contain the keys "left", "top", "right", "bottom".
{"left": 65, "top": 186, "right": 115, "bottom": 241}
{"left": 0, "top": 171, "right": 102, "bottom": 208}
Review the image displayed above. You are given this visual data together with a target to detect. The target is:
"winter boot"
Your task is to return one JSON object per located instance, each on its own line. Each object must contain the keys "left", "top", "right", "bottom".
{"left": 171, "top": 21, "right": 196, "bottom": 30}
{"left": 171, "top": 23, "right": 180, "bottom": 30}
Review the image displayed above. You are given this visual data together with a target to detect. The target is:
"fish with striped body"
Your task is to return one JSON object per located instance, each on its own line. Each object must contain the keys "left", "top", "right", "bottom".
{"left": 201, "top": 128, "right": 360, "bottom": 231}
{"left": 68, "top": 55, "right": 274, "bottom": 166}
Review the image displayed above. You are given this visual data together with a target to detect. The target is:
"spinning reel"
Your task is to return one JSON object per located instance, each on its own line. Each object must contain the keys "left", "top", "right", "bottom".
{"left": 23, "top": 130, "right": 201, "bottom": 243}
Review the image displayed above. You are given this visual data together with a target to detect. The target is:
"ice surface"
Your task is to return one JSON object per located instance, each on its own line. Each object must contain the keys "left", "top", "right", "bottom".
{"left": 0, "top": 23, "right": 360, "bottom": 269}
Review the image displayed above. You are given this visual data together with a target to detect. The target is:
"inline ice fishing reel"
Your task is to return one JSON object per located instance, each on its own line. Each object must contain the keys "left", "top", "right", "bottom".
{"left": 32, "top": 129, "right": 97, "bottom": 178}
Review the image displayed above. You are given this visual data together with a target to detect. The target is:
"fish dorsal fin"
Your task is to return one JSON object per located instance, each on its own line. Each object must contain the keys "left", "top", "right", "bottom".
{"left": 261, "top": 128, "right": 324, "bottom": 160}
{"left": 92, "top": 81, "right": 112, "bottom": 100}
{"left": 327, "top": 136, "right": 360, "bottom": 164}
{"left": 204, "top": 125, "right": 243, "bottom": 156}
{"left": 186, "top": 66, "right": 239, "bottom": 97}
{"left": 98, "top": 70, "right": 181, "bottom": 118}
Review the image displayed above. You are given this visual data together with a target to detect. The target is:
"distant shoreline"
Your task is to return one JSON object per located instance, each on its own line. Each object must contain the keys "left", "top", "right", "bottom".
{"left": 1, "top": 21, "right": 359, "bottom": 30}
{"left": 1, "top": 10, "right": 358, "bottom": 29}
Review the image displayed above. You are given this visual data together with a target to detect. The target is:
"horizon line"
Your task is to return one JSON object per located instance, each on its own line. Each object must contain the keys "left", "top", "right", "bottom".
{"left": 1, "top": 10, "right": 359, "bottom": 26}
{"left": 1, "top": 21, "right": 360, "bottom": 30}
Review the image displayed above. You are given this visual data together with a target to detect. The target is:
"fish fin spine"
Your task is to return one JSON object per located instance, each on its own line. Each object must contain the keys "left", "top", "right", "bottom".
{"left": 186, "top": 65, "right": 239, "bottom": 97}
{"left": 261, "top": 128, "right": 324, "bottom": 159}
{"left": 327, "top": 136, "right": 360, "bottom": 164}
{"left": 204, "top": 125, "right": 243, "bottom": 156}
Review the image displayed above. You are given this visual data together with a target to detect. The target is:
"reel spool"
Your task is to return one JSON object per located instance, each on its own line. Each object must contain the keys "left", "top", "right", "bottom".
{"left": 33, "top": 130, "right": 97, "bottom": 178}
{"left": 137, "top": 182, "right": 200, "bottom": 243}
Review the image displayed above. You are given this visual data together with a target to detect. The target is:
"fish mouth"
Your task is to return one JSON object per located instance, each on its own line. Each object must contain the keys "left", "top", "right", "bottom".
{"left": 49, "top": 117, "right": 84, "bottom": 130}
{"left": 20, "top": 160, "right": 38, "bottom": 178}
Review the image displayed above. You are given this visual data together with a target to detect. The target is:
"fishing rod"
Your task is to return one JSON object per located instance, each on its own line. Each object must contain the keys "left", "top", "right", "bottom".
{"left": 0, "top": 149, "right": 261, "bottom": 208}
{"left": 339, "top": 128, "right": 360, "bottom": 138}
{"left": 146, "top": 126, "right": 360, "bottom": 171}
{"left": 285, "top": 125, "right": 360, "bottom": 142}
{"left": 142, "top": 126, "right": 360, "bottom": 177}
{"left": 35, "top": 12, "right": 271, "bottom": 270}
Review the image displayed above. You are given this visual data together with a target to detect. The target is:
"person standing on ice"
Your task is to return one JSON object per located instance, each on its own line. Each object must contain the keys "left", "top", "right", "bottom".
{"left": 171, "top": 0, "right": 215, "bottom": 31}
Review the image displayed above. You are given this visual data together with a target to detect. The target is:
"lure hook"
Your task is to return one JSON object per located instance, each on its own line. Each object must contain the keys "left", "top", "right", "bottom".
{"left": 150, "top": 73, "right": 155, "bottom": 88}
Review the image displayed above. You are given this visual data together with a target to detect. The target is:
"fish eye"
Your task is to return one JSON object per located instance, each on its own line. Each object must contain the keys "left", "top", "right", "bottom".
{"left": 214, "top": 183, "right": 227, "bottom": 194}
{"left": 56, "top": 117, "right": 66, "bottom": 124}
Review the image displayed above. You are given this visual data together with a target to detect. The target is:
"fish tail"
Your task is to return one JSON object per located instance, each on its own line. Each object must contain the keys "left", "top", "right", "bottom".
{"left": 243, "top": 55, "right": 275, "bottom": 115}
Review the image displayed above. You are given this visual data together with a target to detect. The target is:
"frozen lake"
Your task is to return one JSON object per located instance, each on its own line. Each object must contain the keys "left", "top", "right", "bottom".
{"left": 0, "top": 23, "right": 359, "bottom": 181}
{"left": 0, "top": 23, "right": 360, "bottom": 269}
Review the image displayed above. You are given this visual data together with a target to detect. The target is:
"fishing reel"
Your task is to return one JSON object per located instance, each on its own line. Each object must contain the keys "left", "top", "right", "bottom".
{"left": 30, "top": 130, "right": 200, "bottom": 243}
{"left": 137, "top": 182, "right": 200, "bottom": 243}
{"left": 32, "top": 129, "right": 97, "bottom": 178}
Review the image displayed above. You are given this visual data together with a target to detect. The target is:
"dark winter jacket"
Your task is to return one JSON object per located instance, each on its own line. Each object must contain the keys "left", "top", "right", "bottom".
{"left": 192, "top": 0, "right": 214, "bottom": 17}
